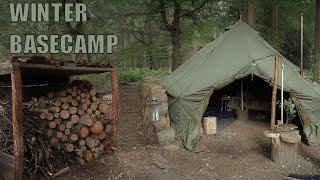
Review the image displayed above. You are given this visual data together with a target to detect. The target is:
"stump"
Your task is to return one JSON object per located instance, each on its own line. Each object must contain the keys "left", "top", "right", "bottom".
{"left": 156, "top": 128, "right": 175, "bottom": 146}
{"left": 163, "top": 143, "right": 181, "bottom": 162}
{"left": 236, "top": 109, "right": 248, "bottom": 121}
{"left": 202, "top": 116, "right": 217, "bottom": 135}
{"left": 271, "top": 131, "right": 301, "bottom": 165}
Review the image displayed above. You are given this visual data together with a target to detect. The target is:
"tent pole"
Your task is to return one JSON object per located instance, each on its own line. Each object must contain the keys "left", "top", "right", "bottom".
{"left": 300, "top": 13, "right": 304, "bottom": 76}
{"left": 271, "top": 54, "right": 279, "bottom": 130}
{"left": 241, "top": 80, "right": 244, "bottom": 110}
{"left": 281, "top": 63, "right": 284, "bottom": 124}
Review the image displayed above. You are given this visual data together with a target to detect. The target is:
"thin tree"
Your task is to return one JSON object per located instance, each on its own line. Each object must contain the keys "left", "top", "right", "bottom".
{"left": 247, "top": 0, "right": 254, "bottom": 28}
{"left": 314, "top": 0, "right": 320, "bottom": 83}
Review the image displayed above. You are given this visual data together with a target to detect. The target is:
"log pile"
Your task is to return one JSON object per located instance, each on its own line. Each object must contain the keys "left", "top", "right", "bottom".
{"left": 25, "top": 80, "right": 112, "bottom": 165}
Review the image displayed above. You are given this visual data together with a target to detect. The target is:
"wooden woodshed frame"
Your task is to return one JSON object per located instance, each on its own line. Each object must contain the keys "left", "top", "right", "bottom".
{"left": 0, "top": 62, "right": 119, "bottom": 180}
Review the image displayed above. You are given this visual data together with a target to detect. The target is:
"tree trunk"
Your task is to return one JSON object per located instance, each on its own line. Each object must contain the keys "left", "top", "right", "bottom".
{"left": 239, "top": 7, "right": 246, "bottom": 22}
{"left": 247, "top": 0, "right": 255, "bottom": 28}
{"left": 170, "top": 29, "right": 182, "bottom": 71}
{"left": 314, "top": 0, "right": 320, "bottom": 83}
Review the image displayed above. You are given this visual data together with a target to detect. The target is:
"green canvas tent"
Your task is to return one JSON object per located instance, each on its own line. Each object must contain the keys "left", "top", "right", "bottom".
{"left": 160, "top": 19, "right": 320, "bottom": 151}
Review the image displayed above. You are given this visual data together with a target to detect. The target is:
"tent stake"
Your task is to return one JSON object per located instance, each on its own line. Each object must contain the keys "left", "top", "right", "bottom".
{"left": 271, "top": 54, "right": 280, "bottom": 130}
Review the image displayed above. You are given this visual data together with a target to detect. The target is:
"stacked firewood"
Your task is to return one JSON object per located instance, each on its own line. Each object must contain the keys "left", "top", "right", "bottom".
{"left": 25, "top": 80, "right": 112, "bottom": 165}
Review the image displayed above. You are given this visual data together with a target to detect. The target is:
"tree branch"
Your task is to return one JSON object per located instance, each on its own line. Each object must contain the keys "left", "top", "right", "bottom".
{"left": 180, "top": 0, "right": 209, "bottom": 18}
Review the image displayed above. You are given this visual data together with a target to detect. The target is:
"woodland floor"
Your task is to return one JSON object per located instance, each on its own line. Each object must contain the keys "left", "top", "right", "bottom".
{"left": 59, "top": 82, "right": 320, "bottom": 180}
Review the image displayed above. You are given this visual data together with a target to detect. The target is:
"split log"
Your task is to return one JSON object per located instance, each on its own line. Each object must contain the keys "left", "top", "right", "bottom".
{"left": 90, "top": 88, "right": 96, "bottom": 96}
{"left": 76, "top": 95, "right": 81, "bottom": 102}
{"left": 72, "top": 86, "right": 78, "bottom": 92}
{"left": 52, "top": 100, "right": 62, "bottom": 107}
{"left": 91, "top": 96, "right": 97, "bottom": 102}
{"left": 76, "top": 157, "right": 85, "bottom": 165}
{"left": 54, "top": 112, "right": 60, "bottom": 118}
{"left": 78, "top": 109, "right": 85, "bottom": 116}
{"left": 59, "top": 124, "right": 66, "bottom": 131}
{"left": 98, "top": 132, "right": 107, "bottom": 140}
{"left": 55, "top": 131, "right": 64, "bottom": 139}
{"left": 64, "top": 121, "right": 73, "bottom": 129}
{"left": 78, "top": 139, "right": 86, "bottom": 146}
{"left": 98, "top": 103, "right": 108, "bottom": 114}
{"left": 90, "top": 103, "right": 98, "bottom": 111}
{"left": 39, "top": 113, "right": 47, "bottom": 120}
{"left": 59, "top": 90, "right": 67, "bottom": 97}
{"left": 70, "top": 134, "right": 78, "bottom": 142}
{"left": 66, "top": 95, "right": 73, "bottom": 103}
{"left": 46, "top": 113, "right": 54, "bottom": 121}
{"left": 60, "top": 110, "right": 70, "bottom": 119}
{"left": 58, "top": 97, "right": 68, "bottom": 103}
{"left": 76, "top": 151, "right": 84, "bottom": 157}
{"left": 39, "top": 102, "right": 47, "bottom": 109}
{"left": 86, "top": 109, "right": 93, "bottom": 115}
{"left": 66, "top": 88, "right": 73, "bottom": 94}
{"left": 66, "top": 144, "right": 75, "bottom": 152}
{"left": 50, "top": 137, "right": 59, "bottom": 146}
{"left": 95, "top": 110, "right": 101, "bottom": 116}
{"left": 55, "top": 118, "right": 62, "bottom": 125}
{"left": 90, "top": 121, "right": 104, "bottom": 134}
{"left": 73, "top": 124, "right": 89, "bottom": 138}
{"left": 61, "top": 103, "right": 69, "bottom": 110}
{"left": 162, "top": 144, "right": 181, "bottom": 162}
{"left": 70, "top": 115, "right": 80, "bottom": 124}
{"left": 69, "top": 106, "right": 78, "bottom": 115}
{"left": 48, "top": 106, "right": 60, "bottom": 113}
{"left": 80, "top": 145, "right": 87, "bottom": 152}
{"left": 94, "top": 139, "right": 100, "bottom": 146}
{"left": 99, "top": 144, "right": 105, "bottom": 151}
{"left": 85, "top": 137, "right": 95, "bottom": 149}
{"left": 80, "top": 93, "right": 86, "bottom": 98}
{"left": 65, "top": 129, "right": 71, "bottom": 135}
{"left": 33, "top": 108, "right": 49, "bottom": 114}
{"left": 47, "top": 129, "right": 54, "bottom": 137}
{"left": 71, "top": 91, "right": 77, "bottom": 97}
{"left": 71, "top": 99, "right": 78, "bottom": 107}
{"left": 90, "top": 114, "right": 97, "bottom": 120}
{"left": 61, "top": 135, "right": 68, "bottom": 142}
{"left": 83, "top": 150, "right": 93, "bottom": 162}
{"left": 48, "top": 121, "right": 56, "bottom": 129}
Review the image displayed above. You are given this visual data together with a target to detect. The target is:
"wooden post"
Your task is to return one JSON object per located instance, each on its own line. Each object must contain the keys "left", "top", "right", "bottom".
{"left": 111, "top": 70, "right": 119, "bottom": 122}
{"left": 271, "top": 54, "right": 280, "bottom": 130}
{"left": 11, "top": 67, "right": 24, "bottom": 180}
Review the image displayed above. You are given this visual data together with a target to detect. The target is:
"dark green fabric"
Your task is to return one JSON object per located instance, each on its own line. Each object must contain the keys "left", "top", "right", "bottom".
{"left": 160, "top": 20, "right": 320, "bottom": 150}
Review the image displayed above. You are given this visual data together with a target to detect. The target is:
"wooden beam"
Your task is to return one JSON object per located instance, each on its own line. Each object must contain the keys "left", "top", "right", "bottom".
{"left": 0, "top": 64, "right": 13, "bottom": 75}
{"left": 271, "top": 54, "right": 280, "bottom": 130}
{"left": 11, "top": 67, "right": 24, "bottom": 180}
{"left": 11, "top": 63, "right": 115, "bottom": 74}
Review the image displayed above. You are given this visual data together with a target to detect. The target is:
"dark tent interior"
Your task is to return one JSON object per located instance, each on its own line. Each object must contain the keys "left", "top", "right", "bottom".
{"left": 203, "top": 75, "right": 302, "bottom": 133}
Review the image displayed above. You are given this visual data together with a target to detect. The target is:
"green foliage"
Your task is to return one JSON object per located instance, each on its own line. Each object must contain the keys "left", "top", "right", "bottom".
{"left": 277, "top": 98, "right": 297, "bottom": 124}
{"left": 74, "top": 68, "right": 168, "bottom": 82}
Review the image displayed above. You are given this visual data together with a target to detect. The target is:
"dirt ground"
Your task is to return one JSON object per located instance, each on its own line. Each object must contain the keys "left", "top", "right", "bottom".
{"left": 59, "top": 83, "right": 320, "bottom": 180}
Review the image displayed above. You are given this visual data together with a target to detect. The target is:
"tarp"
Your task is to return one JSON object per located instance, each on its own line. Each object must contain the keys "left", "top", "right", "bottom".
{"left": 160, "top": 19, "right": 320, "bottom": 151}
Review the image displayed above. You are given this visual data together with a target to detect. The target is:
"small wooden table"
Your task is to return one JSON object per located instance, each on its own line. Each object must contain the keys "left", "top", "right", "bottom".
{"left": 221, "top": 96, "right": 230, "bottom": 111}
